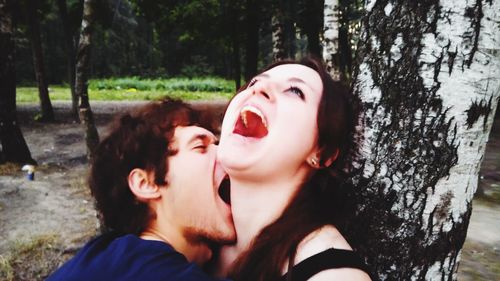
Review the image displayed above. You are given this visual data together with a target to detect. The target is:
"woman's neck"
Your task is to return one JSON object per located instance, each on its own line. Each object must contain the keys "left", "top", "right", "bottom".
{"left": 215, "top": 173, "right": 306, "bottom": 276}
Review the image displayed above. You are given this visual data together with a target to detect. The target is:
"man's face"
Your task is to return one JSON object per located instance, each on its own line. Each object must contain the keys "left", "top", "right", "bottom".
{"left": 163, "top": 126, "right": 235, "bottom": 245}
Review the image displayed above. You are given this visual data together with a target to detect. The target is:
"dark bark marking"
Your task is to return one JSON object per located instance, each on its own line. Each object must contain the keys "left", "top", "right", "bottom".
{"left": 447, "top": 45, "right": 457, "bottom": 75}
{"left": 465, "top": 96, "right": 493, "bottom": 129}
{"left": 434, "top": 191, "right": 453, "bottom": 221}
{"left": 463, "top": 0, "right": 483, "bottom": 69}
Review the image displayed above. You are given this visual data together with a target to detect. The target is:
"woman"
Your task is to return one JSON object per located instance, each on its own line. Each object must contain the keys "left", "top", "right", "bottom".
{"left": 215, "top": 57, "right": 372, "bottom": 281}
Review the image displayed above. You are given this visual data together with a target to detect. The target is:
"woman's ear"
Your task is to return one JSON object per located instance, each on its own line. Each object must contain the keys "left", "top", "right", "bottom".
{"left": 128, "top": 168, "right": 161, "bottom": 201}
{"left": 307, "top": 148, "right": 339, "bottom": 169}
{"left": 323, "top": 149, "right": 339, "bottom": 168}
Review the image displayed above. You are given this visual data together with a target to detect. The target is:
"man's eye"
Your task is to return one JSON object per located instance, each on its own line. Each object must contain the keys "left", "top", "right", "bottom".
{"left": 287, "top": 86, "right": 305, "bottom": 100}
{"left": 194, "top": 145, "right": 207, "bottom": 151}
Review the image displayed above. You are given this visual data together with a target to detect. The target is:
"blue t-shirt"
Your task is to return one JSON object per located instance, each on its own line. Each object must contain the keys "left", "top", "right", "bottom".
{"left": 47, "top": 232, "right": 229, "bottom": 281}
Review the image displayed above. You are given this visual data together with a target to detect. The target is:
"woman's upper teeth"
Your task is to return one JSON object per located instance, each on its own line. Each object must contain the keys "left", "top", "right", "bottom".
{"left": 240, "top": 105, "right": 268, "bottom": 129}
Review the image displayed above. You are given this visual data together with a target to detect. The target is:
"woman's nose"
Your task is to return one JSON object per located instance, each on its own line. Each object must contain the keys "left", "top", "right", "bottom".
{"left": 252, "top": 81, "right": 273, "bottom": 101}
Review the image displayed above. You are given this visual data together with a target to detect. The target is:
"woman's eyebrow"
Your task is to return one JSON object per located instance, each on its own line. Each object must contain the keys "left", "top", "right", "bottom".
{"left": 254, "top": 73, "right": 270, "bottom": 79}
{"left": 288, "top": 77, "right": 306, "bottom": 84}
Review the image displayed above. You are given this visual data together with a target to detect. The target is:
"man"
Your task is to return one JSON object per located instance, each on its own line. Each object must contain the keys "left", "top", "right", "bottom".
{"left": 48, "top": 99, "right": 235, "bottom": 281}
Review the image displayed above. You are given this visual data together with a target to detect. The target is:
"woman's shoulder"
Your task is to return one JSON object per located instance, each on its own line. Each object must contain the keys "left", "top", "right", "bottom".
{"left": 295, "top": 225, "right": 352, "bottom": 261}
{"left": 293, "top": 225, "right": 372, "bottom": 281}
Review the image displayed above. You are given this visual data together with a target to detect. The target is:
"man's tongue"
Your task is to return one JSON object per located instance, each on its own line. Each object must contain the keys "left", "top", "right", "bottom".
{"left": 233, "top": 111, "right": 268, "bottom": 138}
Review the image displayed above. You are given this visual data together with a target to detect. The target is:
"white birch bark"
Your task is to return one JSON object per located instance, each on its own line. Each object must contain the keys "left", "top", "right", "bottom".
{"left": 346, "top": 0, "right": 500, "bottom": 279}
{"left": 322, "top": 0, "right": 340, "bottom": 79}
{"left": 272, "top": 14, "right": 286, "bottom": 61}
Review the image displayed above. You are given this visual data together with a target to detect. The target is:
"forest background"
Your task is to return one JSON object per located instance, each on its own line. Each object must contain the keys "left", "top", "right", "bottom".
{"left": 0, "top": 0, "right": 499, "bottom": 280}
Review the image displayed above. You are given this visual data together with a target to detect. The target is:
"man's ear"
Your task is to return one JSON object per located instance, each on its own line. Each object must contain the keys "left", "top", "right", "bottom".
{"left": 128, "top": 168, "right": 161, "bottom": 201}
{"left": 307, "top": 148, "right": 339, "bottom": 169}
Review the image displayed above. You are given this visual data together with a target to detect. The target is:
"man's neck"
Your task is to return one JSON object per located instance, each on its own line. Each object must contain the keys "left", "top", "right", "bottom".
{"left": 215, "top": 173, "right": 306, "bottom": 276}
{"left": 140, "top": 223, "right": 211, "bottom": 266}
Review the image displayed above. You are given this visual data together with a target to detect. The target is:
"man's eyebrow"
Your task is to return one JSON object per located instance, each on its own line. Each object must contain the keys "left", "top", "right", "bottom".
{"left": 187, "top": 133, "right": 211, "bottom": 146}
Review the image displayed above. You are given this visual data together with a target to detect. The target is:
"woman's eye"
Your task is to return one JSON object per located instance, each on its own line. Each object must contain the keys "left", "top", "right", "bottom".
{"left": 288, "top": 86, "right": 305, "bottom": 100}
{"left": 247, "top": 79, "right": 258, "bottom": 88}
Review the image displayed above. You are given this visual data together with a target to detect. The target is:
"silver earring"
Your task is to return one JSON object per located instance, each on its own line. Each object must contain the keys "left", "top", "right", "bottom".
{"left": 310, "top": 158, "right": 318, "bottom": 166}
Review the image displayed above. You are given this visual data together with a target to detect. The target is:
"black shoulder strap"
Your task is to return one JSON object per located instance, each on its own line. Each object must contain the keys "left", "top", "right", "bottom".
{"left": 280, "top": 248, "right": 372, "bottom": 281}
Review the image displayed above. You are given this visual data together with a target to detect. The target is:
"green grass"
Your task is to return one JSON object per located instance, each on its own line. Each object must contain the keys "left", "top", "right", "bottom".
{"left": 17, "top": 77, "right": 235, "bottom": 103}
{"left": 0, "top": 234, "right": 63, "bottom": 281}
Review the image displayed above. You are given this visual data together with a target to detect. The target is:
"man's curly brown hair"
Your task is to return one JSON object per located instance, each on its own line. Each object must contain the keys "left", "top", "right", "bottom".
{"left": 88, "top": 98, "right": 215, "bottom": 235}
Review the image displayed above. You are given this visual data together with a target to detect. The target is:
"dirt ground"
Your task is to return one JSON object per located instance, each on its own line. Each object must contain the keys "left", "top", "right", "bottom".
{"left": 0, "top": 101, "right": 499, "bottom": 280}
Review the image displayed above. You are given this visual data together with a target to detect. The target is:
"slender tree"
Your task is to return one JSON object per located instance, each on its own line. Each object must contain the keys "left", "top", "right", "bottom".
{"left": 297, "top": 0, "right": 323, "bottom": 57}
{"left": 323, "top": 0, "right": 340, "bottom": 79}
{"left": 271, "top": 0, "right": 299, "bottom": 61}
{"left": 0, "top": 0, "right": 36, "bottom": 164}
{"left": 56, "top": 0, "right": 79, "bottom": 121}
{"left": 271, "top": 5, "right": 286, "bottom": 62}
{"left": 25, "top": 0, "right": 54, "bottom": 122}
{"left": 282, "top": 0, "right": 296, "bottom": 59}
{"left": 344, "top": 0, "right": 500, "bottom": 279}
{"left": 243, "top": 0, "right": 260, "bottom": 81}
{"left": 75, "top": 0, "right": 99, "bottom": 159}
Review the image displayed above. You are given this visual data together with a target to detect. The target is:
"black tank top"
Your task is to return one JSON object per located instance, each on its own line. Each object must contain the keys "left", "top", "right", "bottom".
{"left": 279, "top": 248, "right": 373, "bottom": 281}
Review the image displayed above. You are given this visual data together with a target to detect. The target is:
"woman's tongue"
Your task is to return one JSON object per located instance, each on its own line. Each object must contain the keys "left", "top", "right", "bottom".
{"left": 233, "top": 111, "right": 268, "bottom": 138}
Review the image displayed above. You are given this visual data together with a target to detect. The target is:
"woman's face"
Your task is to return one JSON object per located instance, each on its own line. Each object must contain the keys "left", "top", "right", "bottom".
{"left": 218, "top": 64, "right": 323, "bottom": 180}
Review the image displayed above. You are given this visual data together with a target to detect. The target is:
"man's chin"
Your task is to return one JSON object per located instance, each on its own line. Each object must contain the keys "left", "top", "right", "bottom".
{"left": 184, "top": 227, "right": 236, "bottom": 247}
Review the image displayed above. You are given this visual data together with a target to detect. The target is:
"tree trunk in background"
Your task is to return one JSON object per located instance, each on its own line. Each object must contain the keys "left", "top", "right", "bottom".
{"left": 229, "top": 4, "right": 241, "bottom": 90}
{"left": 322, "top": 0, "right": 340, "bottom": 79}
{"left": 56, "top": 0, "right": 79, "bottom": 122}
{"left": 338, "top": 0, "right": 353, "bottom": 82}
{"left": 232, "top": 38, "right": 241, "bottom": 90}
{"left": 271, "top": 7, "right": 286, "bottom": 62}
{"left": 0, "top": 0, "right": 36, "bottom": 164}
{"left": 303, "top": 0, "right": 323, "bottom": 58}
{"left": 283, "top": 0, "right": 296, "bottom": 59}
{"left": 345, "top": 0, "right": 500, "bottom": 279}
{"left": 244, "top": 0, "right": 259, "bottom": 81}
{"left": 26, "top": 0, "right": 54, "bottom": 122}
{"left": 75, "top": 0, "right": 99, "bottom": 159}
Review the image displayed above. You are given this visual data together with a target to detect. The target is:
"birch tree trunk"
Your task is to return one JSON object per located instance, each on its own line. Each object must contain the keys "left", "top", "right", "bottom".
{"left": 0, "top": 0, "right": 36, "bottom": 164}
{"left": 75, "top": 0, "right": 99, "bottom": 159}
{"left": 26, "top": 0, "right": 54, "bottom": 122}
{"left": 272, "top": 0, "right": 297, "bottom": 61}
{"left": 323, "top": 0, "right": 340, "bottom": 79}
{"left": 344, "top": 0, "right": 500, "bottom": 280}
{"left": 272, "top": 11, "right": 286, "bottom": 62}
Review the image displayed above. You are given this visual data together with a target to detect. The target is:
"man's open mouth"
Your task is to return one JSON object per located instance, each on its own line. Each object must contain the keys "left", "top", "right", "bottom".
{"left": 218, "top": 175, "right": 231, "bottom": 206}
{"left": 233, "top": 105, "right": 268, "bottom": 138}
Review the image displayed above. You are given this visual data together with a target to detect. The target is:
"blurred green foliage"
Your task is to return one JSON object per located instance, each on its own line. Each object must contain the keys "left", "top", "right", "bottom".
{"left": 16, "top": 77, "right": 234, "bottom": 102}
{"left": 89, "top": 77, "right": 234, "bottom": 92}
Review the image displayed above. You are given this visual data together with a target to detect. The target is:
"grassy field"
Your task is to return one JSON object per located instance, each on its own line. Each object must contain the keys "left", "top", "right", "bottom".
{"left": 17, "top": 77, "right": 236, "bottom": 102}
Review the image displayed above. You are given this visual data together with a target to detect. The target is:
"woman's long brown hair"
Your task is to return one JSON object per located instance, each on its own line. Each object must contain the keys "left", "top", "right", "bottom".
{"left": 228, "top": 56, "right": 360, "bottom": 281}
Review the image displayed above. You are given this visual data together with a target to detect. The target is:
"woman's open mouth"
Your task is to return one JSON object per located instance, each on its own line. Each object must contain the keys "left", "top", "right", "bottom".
{"left": 233, "top": 105, "right": 268, "bottom": 138}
